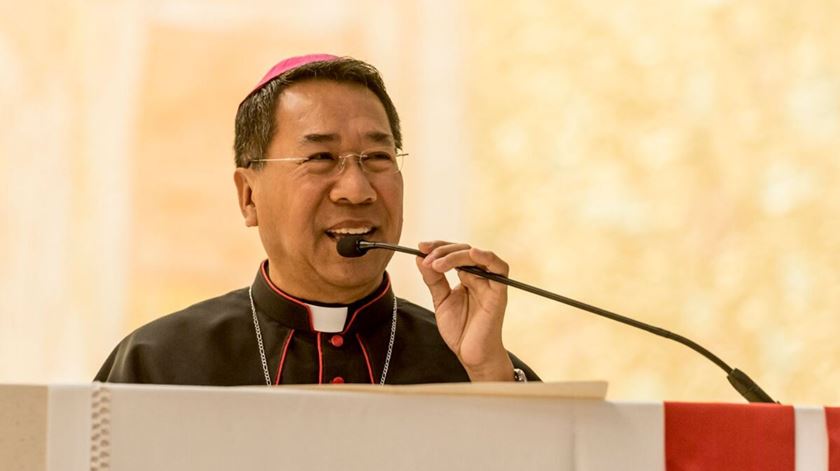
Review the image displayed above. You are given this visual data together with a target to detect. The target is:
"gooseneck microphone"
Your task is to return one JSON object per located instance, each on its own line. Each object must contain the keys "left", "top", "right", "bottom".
{"left": 337, "top": 236, "right": 777, "bottom": 404}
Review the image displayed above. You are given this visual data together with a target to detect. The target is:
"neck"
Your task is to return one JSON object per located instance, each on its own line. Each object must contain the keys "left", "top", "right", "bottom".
{"left": 266, "top": 263, "right": 382, "bottom": 304}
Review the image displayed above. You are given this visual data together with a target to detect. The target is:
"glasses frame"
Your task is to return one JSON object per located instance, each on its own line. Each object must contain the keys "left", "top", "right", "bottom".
{"left": 248, "top": 151, "right": 408, "bottom": 175}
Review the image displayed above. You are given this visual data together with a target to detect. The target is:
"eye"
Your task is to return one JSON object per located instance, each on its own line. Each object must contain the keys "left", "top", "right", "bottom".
{"left": 361, "top": 151, "right": 398, "bottom": 173}
{"left": 303, "top": 152, "right": 338, "bottom": 163}
{"left": 364, "top": 151, "right": 395, "bottom": 162}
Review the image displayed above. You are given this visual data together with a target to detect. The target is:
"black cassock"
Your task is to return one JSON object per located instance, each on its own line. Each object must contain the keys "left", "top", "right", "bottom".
{"left": 95, "top": 261, "right": 539, "bottom": 385}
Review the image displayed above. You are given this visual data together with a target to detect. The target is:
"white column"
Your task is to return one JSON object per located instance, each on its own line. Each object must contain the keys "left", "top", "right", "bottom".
{"left": 0, "top": 0, "right": 144, "bottom": 382}
{"left": 794, "top": 406, "right": 828, "bottom": 471}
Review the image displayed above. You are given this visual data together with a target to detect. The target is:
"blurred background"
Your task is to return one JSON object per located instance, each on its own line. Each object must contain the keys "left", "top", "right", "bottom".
{"left": 1, "top": 0, "right": 838, "bottom": 404}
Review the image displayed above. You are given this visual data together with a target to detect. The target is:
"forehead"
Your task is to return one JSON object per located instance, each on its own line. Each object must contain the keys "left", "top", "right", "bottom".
{"left": 273, "top": 79, "right": 391, "bottom": 140}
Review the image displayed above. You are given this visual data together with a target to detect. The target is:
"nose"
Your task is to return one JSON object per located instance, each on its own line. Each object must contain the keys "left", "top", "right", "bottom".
{"left": 335, "top": 154, "right": 364, "bottom": 175}
{"left": 329, "top": 155, "right": 376, "bottom": 204}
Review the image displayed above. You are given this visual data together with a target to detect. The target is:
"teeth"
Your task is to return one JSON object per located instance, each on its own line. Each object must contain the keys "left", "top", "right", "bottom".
{"left": 327, "top": 227, "right": 373, "bottom": 235}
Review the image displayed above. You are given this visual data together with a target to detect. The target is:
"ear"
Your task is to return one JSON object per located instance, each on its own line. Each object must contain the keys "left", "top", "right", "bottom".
{"left": 233, "top": 168, "right": 258, "bottom": 227}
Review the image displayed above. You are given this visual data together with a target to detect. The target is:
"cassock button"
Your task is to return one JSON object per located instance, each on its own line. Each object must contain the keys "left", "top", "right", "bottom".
{"left": 331, "top": 376, "right": 345, "bottom": 384}
{"left": 329, "top": 334, "right": 344, "bottom": 348}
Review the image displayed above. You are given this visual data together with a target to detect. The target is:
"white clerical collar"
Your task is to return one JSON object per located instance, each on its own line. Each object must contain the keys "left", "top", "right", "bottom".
{"left": 306, "top": 304, "right": 348, "bottom": 333}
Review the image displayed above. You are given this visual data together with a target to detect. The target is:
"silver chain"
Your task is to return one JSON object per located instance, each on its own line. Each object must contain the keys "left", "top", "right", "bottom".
{"left": 379, "top": 297, "right": 397, "bottom": 384}
{"left": 249, "top": 286, "right": 397, "bottom": 386}
{"left": 250, "top": 286, "right": 272, "bottom": 386}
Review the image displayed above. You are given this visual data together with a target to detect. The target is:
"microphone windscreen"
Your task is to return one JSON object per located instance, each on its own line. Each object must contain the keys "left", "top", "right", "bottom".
{"left": 336, "top": 236, "right": 366, "bottom": 258}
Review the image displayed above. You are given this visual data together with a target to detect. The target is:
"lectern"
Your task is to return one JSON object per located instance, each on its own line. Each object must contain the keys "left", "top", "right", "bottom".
{"left": 1, "top": 382, "right": 837, "bottom": 470}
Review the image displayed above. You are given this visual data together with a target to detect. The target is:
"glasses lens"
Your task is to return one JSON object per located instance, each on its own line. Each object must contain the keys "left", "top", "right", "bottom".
{"left": 361, "top": 151, "right": 400, "bottom": 173}
{"left": 303, "top": 152, "right": 340, "bottom": 174}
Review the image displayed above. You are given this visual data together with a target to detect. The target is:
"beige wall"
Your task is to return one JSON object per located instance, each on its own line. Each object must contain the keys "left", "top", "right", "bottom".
{"left": 1, "top": 0, "right": 838, "bottom": 404}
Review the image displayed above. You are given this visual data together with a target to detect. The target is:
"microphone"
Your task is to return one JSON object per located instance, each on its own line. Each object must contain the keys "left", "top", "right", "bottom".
{"left": 337, "top": 235, "right": 777, "bottom": 404}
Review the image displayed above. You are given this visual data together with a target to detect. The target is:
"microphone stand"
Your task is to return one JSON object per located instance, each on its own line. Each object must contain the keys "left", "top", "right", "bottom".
{"left": 356, "top": 239, "right": 777, "bottom": 404}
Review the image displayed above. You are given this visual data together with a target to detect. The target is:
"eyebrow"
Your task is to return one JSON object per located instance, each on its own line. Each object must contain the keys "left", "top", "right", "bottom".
{"left": 365, "top": 131, "right": 394, "bottom": 144}
{"left": 300, "top": 132, "right": 394, "bottom": 145}
{"left": 301, "top": 133, "right": 338, "bottom": 144}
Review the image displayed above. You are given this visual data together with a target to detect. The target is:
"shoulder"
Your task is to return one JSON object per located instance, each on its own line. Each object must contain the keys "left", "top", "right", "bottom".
{"left": 95, "top": 288, "right": 252, "bottom": 383}
{"left": 129, "top": 288, "right": 250, "bottom": 343}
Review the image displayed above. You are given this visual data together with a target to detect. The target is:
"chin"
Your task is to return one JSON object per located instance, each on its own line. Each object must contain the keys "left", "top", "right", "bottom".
{"left": 328, "top": 255, "right": 389, "bottom": 290}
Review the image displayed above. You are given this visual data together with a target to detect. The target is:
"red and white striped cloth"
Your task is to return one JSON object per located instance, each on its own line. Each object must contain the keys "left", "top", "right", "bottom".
{"left": 577, "top": 402, "right": 840, "bottom": 470}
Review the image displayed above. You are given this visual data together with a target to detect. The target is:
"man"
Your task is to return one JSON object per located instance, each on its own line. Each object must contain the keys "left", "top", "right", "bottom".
{"left": 96, "top": 54, "right": 538, "bottom": 385}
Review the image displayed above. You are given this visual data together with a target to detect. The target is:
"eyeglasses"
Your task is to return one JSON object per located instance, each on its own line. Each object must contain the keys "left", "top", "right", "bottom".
{"left": 249, "top": 150, "right": 407, "bottom": 175}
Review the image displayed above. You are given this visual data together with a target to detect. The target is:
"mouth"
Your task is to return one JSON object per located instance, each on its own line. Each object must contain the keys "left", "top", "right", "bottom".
{"left": 324, "top": 226, "right": 377, "bottom": 242}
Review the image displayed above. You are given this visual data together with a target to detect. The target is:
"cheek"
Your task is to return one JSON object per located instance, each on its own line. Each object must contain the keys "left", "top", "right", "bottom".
{"left": 280, "top": 185, "right": 331, "bottom": 237}
{"left": 254, "top": 183, "right": 320, "bottom": 231}
{"left": 254, "top": 188, "right": 287, "bottom": 220}
{"left": 381, "top": 181, "right": 404, "bottom": 228}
